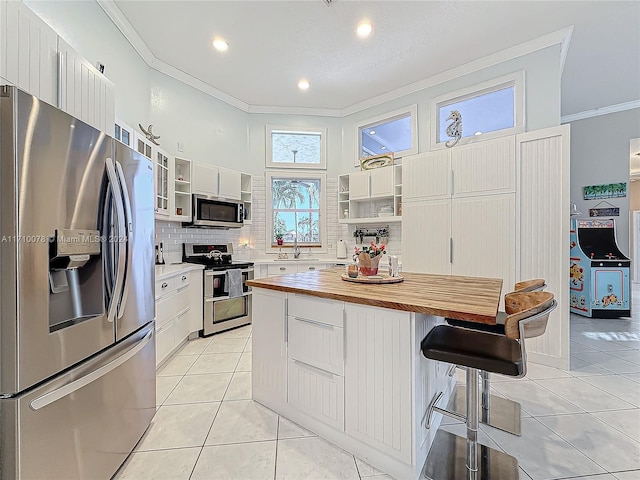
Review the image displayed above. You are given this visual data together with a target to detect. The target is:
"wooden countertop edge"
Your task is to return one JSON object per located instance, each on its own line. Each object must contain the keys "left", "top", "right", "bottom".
{"left": 247, "top": 269, "right": 502, "bottom": 324}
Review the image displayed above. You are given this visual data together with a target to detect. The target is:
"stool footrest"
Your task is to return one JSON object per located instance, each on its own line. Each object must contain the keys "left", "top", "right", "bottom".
{"left": 424, "top": 430, "right": 519, "bottom": 480}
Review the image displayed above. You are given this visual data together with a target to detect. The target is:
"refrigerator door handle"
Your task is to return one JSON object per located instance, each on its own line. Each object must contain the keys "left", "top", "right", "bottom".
{"left": 29, "top": 329, "right": 153, "bottom": 411}
{"left": 105, "top": 158, "right": 126, "bottom": 324}
{"left": 114, "top": 160, "right": 133, "bottom": 318}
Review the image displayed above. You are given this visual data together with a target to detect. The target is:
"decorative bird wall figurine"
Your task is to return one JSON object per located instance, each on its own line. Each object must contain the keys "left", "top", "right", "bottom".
{"left": 139, "top": 124, "right": 161, "bottom": 145}
{"left": 445, "top": 110, "right": 462, "bottom": 148}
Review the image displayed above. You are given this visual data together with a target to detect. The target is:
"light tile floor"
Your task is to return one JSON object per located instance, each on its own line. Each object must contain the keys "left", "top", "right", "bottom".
{"left": 114, "top": 295, "right": 640, "bottom": 480}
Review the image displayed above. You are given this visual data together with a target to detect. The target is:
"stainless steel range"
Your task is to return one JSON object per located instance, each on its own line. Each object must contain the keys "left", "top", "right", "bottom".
{"left": 183, "top": 243, "right": 254, "bottom": 336}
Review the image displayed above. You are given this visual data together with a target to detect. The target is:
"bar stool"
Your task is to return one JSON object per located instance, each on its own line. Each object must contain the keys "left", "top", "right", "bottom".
{"left": 444, "top": 279, "right": 547, "bottom": 436}
{"left": 421, "top": 291, "right": 556, "bottom": 480}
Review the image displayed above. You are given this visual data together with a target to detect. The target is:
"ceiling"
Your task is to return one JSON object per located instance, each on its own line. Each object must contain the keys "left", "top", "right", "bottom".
{"left": 110, "top": 0, "right": 640, "bottom": 116}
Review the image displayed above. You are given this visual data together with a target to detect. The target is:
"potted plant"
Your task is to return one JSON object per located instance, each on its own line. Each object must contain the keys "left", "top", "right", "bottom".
{"left": 275, "top": 227, "right": 285, "bottom": 246}
{"left": 354, "top": 241, "right": 386, "bottom": 275}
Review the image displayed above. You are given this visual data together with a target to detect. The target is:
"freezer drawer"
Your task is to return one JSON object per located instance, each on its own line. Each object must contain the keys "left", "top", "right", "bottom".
{"left": 0, "top": 325, "right": 156, "bottom": 480}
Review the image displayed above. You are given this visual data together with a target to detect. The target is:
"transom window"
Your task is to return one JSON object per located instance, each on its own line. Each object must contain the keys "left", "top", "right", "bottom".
{"left": 355, "top": 105, "right": 418, "bottom": 165}
{"left": 430, "top": 72, "right": 524, "bottom": 150}
{"left": 266, "top": 126, "right": 327, "bottom": 169}
{"left": 267, "top": 172, "right": 326, "bottom": 249}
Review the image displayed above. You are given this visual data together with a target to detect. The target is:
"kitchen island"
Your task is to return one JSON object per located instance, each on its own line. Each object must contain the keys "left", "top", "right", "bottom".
{"left": 247, "top": 268, "right": 502, "bottom": 480}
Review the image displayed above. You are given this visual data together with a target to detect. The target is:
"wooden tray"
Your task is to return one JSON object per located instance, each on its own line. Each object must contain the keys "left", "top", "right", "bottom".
{"left": 341, "top": 273, "right": 404, "bottom": 284}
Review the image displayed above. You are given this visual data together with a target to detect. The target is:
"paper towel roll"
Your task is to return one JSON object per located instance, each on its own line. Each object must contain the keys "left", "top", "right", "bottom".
{"left": 337, "top": 239, "right": 347, "bottom": 259}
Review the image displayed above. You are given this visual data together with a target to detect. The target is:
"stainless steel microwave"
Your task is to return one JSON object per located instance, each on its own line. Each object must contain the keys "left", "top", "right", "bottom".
{"left": 184, "top": 194, "right": 244, "bottom": 228}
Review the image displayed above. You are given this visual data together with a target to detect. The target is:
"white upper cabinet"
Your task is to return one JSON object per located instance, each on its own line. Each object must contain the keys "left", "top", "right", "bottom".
{"left": 57, "top": 38, "right": 115, "bottom": 134}
{"left": 154, "top": 146, "right": 170, "bottom": 217}
{"left": 192, "top": 162, "right": 219, "bottom": 197}
{"left": 218, "top": 167, "right": 242, "bottom": 200}
{"left": 403, "top": 151, "right": 450, "bottom": 202}
{"left": 451, "top": 136, "right": 516, "bottom": 197}
{"left": 0, "top": 0, "right": 57, "bottom": 106}
{"left": 349, "top": 165, "right": 394, "bottom": 200}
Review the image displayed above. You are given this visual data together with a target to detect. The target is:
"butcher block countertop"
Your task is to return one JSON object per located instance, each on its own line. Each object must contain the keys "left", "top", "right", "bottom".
{"left": 247, "top": 268, "right": 503, "bottom": 324}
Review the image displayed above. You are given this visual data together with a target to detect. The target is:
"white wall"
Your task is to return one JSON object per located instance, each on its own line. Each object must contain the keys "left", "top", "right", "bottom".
{"left": 25, "top": 0, "right": 150, "bottom": 128}
{"left": 341, "top": 44, "right": 562, "bottom": 174}
{"left": 149, "top": 70, "right": 248, "bottom": 165}
{"left": 568, "top": 108, "right": 640, "bottom": 254}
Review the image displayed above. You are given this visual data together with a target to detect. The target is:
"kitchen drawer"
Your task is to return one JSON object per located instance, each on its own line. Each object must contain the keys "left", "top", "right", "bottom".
{"left": 176, "top": 272, "right": 190, "bottom": 289}
{"left": 288, "top": 316, "right": 344, "bottom": 376}
{"left": 288, "top": 293, "right": 344, "bottom": 327}
{"left": 174, "top": 308, "right": 192, "bottom": 344}
{"left": 156, "top": 319, "right": 175, "bottom": 367}
{"left": 288, "top": 358, "right": 344, "bottom": 432}
{"left": 268, "top": 264, "right": 296, "bottom": 276}
{"left": 296, "top": 263, "right": 328, "bottom": 273}
{"left": 156, "top": 286, "right": 190, "bottom": 324}
{"left": 155, "top": 276, "right": 176, "bottom": 299}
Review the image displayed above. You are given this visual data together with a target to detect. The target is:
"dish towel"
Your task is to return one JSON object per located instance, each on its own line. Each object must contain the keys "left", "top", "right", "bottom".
{"left": 225, "top": 269, "right": 243, "bottom": 298}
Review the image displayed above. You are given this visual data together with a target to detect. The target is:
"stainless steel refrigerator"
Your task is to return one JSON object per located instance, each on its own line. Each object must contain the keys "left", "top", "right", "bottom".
{"left": 0, "top": 86, "right": 156, "bottom": 479}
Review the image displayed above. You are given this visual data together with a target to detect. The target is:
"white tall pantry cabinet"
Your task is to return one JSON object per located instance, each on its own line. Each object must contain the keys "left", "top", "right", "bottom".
{"left": 402, "top": 128, "right": 570, "bottom": 369}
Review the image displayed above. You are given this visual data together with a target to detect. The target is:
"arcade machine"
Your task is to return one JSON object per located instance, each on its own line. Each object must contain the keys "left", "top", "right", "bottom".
{"left": 570, "top": 218, "right": 631, "bottom": 317}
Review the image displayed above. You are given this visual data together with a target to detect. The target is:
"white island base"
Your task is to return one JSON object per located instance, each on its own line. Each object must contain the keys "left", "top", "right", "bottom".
{"left": 252, "top": 288, "right": 456, "bottom": 480}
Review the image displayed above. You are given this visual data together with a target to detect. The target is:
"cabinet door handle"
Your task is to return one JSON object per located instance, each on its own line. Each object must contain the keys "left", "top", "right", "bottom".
{"left": 280, "top": 267, "right": 286, "bottom": 271}
{"left": 181, "top": 275, "right": 187, "bottom": 281}
{"left": 293, "top": 316, "right": 334, "bottom": 330}
{"left": 308, "top": 266, "right": 316, "bottom": 271}
{"left": 449, "top": 238, "right": 453, "bottom": 264}
{"left": 293, "top": 359, "right": 334, "bottom": 380}
{"left": 161, "top": 282, "right": 168, "bottom": 289}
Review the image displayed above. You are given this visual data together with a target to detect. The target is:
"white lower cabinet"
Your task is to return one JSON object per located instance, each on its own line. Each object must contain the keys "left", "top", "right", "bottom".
{"left": 252, "top": 288, "right": 451, "bottom": 480}
{"left": 156, "top": 319, "right": 176, "bottom": 366}
{"left": 154, "top": 268, "right": 203, "bottom": 368}
{"left": 288, "top": 316, "right": 344, "bottom": 375}
{"left": 287, "top": 358, "right": 345, "bottom": 431}
{"left": 344, "top": 303, "right": 413, "bottom": 464}
{"left": 252, "top": 289, "right": 288, "bottom": 404}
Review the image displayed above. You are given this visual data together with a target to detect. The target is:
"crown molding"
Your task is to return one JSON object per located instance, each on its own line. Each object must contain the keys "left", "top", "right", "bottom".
{"left": 248, "top": 104, "right": 341, "bottom": 117}
{"left": 561, "top": 100, "right": 640, "bottom": 123}
{"left": 98, "top": 0, "right": 572, "bottom": 118}
{"left": 96, "top": 0, "right": 155, "bottom": 64}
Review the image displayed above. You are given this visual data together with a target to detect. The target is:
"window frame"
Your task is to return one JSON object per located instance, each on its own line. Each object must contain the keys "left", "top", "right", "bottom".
{"left": 266, "top": 125, "right": 327, "bottom": 169}
{"left": 429, "top": 71, "right": 525, "bottom": 151}
{"left": 355, "top": 104, "right": 418, "bottom": 166}
{"left": 266, "top": 171, "right": 327, "bottom": 253}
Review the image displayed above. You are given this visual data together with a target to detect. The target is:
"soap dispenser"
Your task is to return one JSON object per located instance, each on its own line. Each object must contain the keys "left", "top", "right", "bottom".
{"left": 337, "top": 239, "right": 347, "bottom": 259}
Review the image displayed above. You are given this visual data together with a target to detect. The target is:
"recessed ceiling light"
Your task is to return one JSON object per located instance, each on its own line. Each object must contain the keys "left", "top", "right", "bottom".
{"left": 380, "top": 146, "right": 386, "bottom": 150}
{"left": 474, "top": 131, "right": 483, "bottom": 136}
{"left": 298, "top": 79, "right": 310, "bottom": 90}
{"left": 212, "top": 38, "right": 229, "bottom": 52}
{"left": 369, "top": 130, "right": 376, "bottom": 135}
{"left": 356, "top": 22, "right": 373, "bottom": 38}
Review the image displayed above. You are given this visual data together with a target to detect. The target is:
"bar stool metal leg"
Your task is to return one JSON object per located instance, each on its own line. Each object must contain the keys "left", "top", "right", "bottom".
{"left": 423, "top": 369, "right": 520, "bottom": 480}
{"left": 446, "top": 370, "right": 522, "bottom": 436}
{"left": 467, "top": 367, "right": 479, "bottom": 474}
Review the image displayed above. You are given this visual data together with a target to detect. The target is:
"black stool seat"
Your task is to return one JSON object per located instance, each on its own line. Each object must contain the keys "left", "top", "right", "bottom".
{"left": 421, "top": 324, "right": 523, "bottom": 376}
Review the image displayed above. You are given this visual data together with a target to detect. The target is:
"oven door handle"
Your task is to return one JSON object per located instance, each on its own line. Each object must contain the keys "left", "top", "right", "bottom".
{"left": 205, "top": 291, "right": 252, "bottom": 302}
{"left": 205, "top": 271, "right": 227, "bottom": 277}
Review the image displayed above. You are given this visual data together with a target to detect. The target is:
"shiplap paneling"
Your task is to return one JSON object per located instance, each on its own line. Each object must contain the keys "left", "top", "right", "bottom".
{"left": 251, "top": 290, "right": 288, "bottom": 404}
{"left": 452, "top": 136, "right": 516, "bottom": 197}
{"left": 345, "top": 304, "right": 412, "bottom": 463}
{"left": 1, "top": 1, "right": 57, "bottom": 106}
{"left": 402, "top": 200, "right": 451, "bottom": 274}
{"left": 403, "top": 151, "right": 450, "bottom": 201}
{"left": 517, "top": 126, "right": 570, "bottom": 369}
{"left": 452, "top": 194, "right": 516, "bottom": 309}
